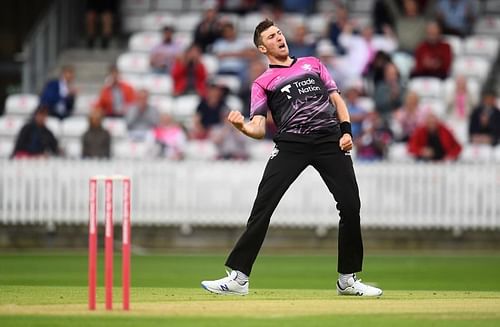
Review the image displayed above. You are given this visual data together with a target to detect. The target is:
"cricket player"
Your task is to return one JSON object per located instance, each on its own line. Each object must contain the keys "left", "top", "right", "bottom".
{"left": 201, "top": 19, "right": 382, "bottom": 297}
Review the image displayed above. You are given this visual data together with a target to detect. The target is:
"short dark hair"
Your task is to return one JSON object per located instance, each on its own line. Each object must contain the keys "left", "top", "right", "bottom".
{"left": 253, "top": 19, "right": 275, "bottom": 48}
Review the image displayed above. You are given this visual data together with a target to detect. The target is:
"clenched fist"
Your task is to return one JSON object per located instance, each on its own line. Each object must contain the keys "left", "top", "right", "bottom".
{"left": 339, "top": 133, "right": 353, "bottom": 151}
{"left": 227, "top": 111, "right": 245, "bottom": 131}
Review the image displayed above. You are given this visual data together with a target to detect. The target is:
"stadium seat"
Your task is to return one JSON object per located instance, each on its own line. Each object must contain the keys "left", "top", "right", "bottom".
{"left": 5, "top": 94, "right": 39, "bottom": 116}
{"left": 121, "top": 73, "right": 146, "bottom": 90}
{"left": 460, "top": 144, "right": 493, "bottom": 163}
{"left": 349, "top": 0, "right": 375, "bottom": 14}
{"left": 213, "top": 74, "right": 241, "bottom": 94}
{"left": 61, "top": 116, "right": 89, "bottom": 138}
{"left": 463, "top": 36, "right": 499, "bottom": 59}
{"left": 447, "top": 119, "right": 468, "bottom": 145}
{"left": 45, "top": 117, "right": 61, "bottom": 137}
{"left": 62, "top": 138, "right": 82, "bottom": 159}
{"left": 493, "top": 145, "right": 500, "bottom": 163}
{"left": 103, "top": 118, "right": 128, "bottom": 138}
{"left": 444, "top": 35, "right": 463, "bottom": 56}
{"left": 74, "top": 94, "right": 97, "bottom": 116}
{"left": 239, "top": 12, "right": 265, "bottom": 33}
{"left": 226, "top": 95, "right": 244, "bottom": 112}
{"left": 408, "top": 77, "right": 444, "bottom": 99}
{"left": 443, "top": 77, "right": 480, "bottom": 109}
{"left": 184, "top": 140, "right": 217, "bottom": 160}
{"left": 175, "top": 13, "right": 202, "bottom": 32}
{"left": 307, "top": 14, "right": 329, "bottom": 35}
{"left": 143, "top": 74, "right": 173, "bottom": 95}
{"left": 117, "top": 52, "right": 151, "bottom": 74}
{"left": 474, "top": 16, "right": 500, "bottom": 36}
{"left": 0, "top": 139, "right": 14, "bottom": 158}
{"left": 452, "top": 56, "right": 491, "bottom": 83}
{"left": 201, "top": 54, "right": 219, "bottom": 76}
{"left": 113, "top": 139, "right": 155, "bottom": 159}
{"left": 128, "top": 31, "right": 162, "bottom": 52}
{"left": 149, "top": 95, "right": 174, "bottom": 114}
{"left": 391, "top": 52, "right": 415, "bottom": 81}
{"left": 142, "top": 12, "right": 176, "bottom": 31}
{"left": 419, "top": 98, "right": 447, "bottom": 118}
{"left": 357, "top": 97, "right": 375, "bottom": 112}
{"left": 387, "top": 143, "right": 412, "bottom": 162}
{"left": 0, "top": 116, "right": 25, "bottom": 137}
{"left": 171, "top": 94, "right": 200, "bottom": 122}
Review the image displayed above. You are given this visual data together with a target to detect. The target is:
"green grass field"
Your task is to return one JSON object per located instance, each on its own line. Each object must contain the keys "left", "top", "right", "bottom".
{"left": 1, "top": 252, "right": 500, "bottom": 326}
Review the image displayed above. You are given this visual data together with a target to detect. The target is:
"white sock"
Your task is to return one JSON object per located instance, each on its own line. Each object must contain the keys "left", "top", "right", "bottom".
{"left": 234, "top": 270, "right": 249, "bottom": 285}
{"left": 338, "top": 273, "right": 356, "bottom": 289}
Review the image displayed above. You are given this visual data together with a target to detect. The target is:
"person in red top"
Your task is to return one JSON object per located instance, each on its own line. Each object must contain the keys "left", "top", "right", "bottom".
{"left": 411, "top": 21, "right": 452, "bottom": 79}
{"left": 408, "top": 111, "right": 462, "bottom": 161}
{"left": 94, "top": 65, "right": 136, "bottom": 117}
{"left": 171, "top": 44, "right": 207, "bottom": 97}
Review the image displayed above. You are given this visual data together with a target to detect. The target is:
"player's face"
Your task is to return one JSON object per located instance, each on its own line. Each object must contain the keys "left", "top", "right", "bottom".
{"left": 259, "top": 26, "right": 289, "bottom": 59}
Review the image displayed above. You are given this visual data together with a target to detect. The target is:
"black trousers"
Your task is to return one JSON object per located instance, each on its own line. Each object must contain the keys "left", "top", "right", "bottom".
{"left": 225, "top": 140, "right": 363, "bottom": 276}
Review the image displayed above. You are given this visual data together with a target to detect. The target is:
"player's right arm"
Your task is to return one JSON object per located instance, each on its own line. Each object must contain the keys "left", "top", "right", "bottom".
{"left": 227, "top": 111, "right": 266, "bottom": 139}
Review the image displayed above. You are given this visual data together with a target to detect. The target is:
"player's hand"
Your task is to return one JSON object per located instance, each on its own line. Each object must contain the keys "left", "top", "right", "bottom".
{"left": 227, "top": 111, "right": 245, "bottom": 131}
{"left": 339, "top": 133, "right": 353, "bottom": 151}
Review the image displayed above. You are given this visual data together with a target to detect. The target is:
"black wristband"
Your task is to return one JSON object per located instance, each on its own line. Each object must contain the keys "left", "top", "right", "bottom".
{"left": 340, "top": 121, "right": 352, "bottom": 137}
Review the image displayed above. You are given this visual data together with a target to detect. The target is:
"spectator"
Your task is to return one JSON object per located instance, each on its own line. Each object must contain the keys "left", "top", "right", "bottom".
{"left": 281, "top": 0, "right": 316, "bottom": 14}
{"left": 374, "top": 62, "right": 405, "bottom": 124}
{"left": 40, "top": 65, "right": 77, "bottom": 120}
{"left": 287, "top": 24, "right": 316, "bottom": 58}
{"left": 154, "top": 113, "right": 187, "bottom": 160}
{"left": 171, "top": 44, "right": 208, "bottom": 97}
{"left": 95, "top": 65, "right": 136, "bottom": 117}
{"left": 411, "top": 21, "right": 452, "bottom": 79}
{"left": 316, "top": 40, "right": 348, "bottom": 91}
{"left": 339, "top": 23, "right": 397, "bottom": 80}
{"left": 210, "top": 118, "right": 249, "bottom": 160}
{"left": 445, "top": 75, "right": 478, "bottom": 121}
{"left": 11, "top": 106, "right": 59, "bottom": 159}
{"left": 327, "top": 4, "right": 350, "bottom": 55}
{"left": 85, "top": 0, "right": 117, "bottom": 49}
{"left": 150, "top": 26, "right": 184, "bottom": 74}
{"left": 125, "top": 89, "right": 159, "bottom": 140}
{"left": 435, "top": 0, "right": 477, "bottom": 37}
{"left": 212, "top": 22, "right": 257, "bottom": 81}
{"left": 191, "top": 83, "right": 229, "bottom": 139}
{"left": 344, "top": 81, "right": 368, "bottom": 140}
{"left": 82, "top": 109, "right": 111, "bottom": 159}
{"left": 395, "top": 0, "right": 428, "bottom": 54}
{"left": 468, "top": 90, "right": 500, "bottom": 146}
{"left": 408, "top": 111, "right": 462, "bottom": 161}
{"left": 193, "top": 1, "right": 223, "bottom": 53}
{"left": 219, "top": 0, "right": 258, "bottom": 15}
{"left": 356, "top": 112, "right": 393, "bottom": 161}
{"left": 364, "top": 50, "right": 392, "bottom": 86}
{"left": 239, "top": 59, "right": 267, "bottom": 117}
{"left": 392, "top": 91, "right": 425, "bottom": 142}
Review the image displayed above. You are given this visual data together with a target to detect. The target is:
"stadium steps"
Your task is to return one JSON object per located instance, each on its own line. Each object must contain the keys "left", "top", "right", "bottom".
{"left": 49, "top": 48, "right": 124, "bottom": 94}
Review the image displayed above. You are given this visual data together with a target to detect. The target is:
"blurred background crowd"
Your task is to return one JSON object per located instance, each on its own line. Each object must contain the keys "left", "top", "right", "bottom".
{"left": 1, "top": 0, "right": 499, "bottom": 163}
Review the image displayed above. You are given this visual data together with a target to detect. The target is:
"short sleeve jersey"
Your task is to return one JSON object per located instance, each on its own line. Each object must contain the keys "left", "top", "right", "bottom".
{"left": 250, "top": 57, "right": 340, "bottom": 136}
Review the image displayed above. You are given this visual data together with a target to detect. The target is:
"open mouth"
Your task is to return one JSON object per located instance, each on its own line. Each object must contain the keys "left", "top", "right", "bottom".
{"left": 278, "top": 44, "right": 286, "bottom": 50}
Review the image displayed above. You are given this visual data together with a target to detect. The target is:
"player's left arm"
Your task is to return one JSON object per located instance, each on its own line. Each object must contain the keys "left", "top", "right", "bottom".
{"left": 330, "top": 91, "right": 353, "bottom": 151}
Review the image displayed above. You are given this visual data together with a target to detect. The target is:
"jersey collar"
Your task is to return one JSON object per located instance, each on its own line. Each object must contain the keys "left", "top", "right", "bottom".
{"left": 269, "top": 57, "right": 297, "bottom": 68}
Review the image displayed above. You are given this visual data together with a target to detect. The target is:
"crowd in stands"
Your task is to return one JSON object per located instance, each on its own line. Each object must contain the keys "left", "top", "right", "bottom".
{"left": 3, "top": 0, "right": 500, "bottom": 162}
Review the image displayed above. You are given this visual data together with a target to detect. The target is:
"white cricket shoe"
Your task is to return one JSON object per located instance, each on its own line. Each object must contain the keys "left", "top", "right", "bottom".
{"left": 337, "top": 275, "right": 383, "bottom": 297}
{"left": 201, "top": 270, "right": 249, "bottom": 295}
